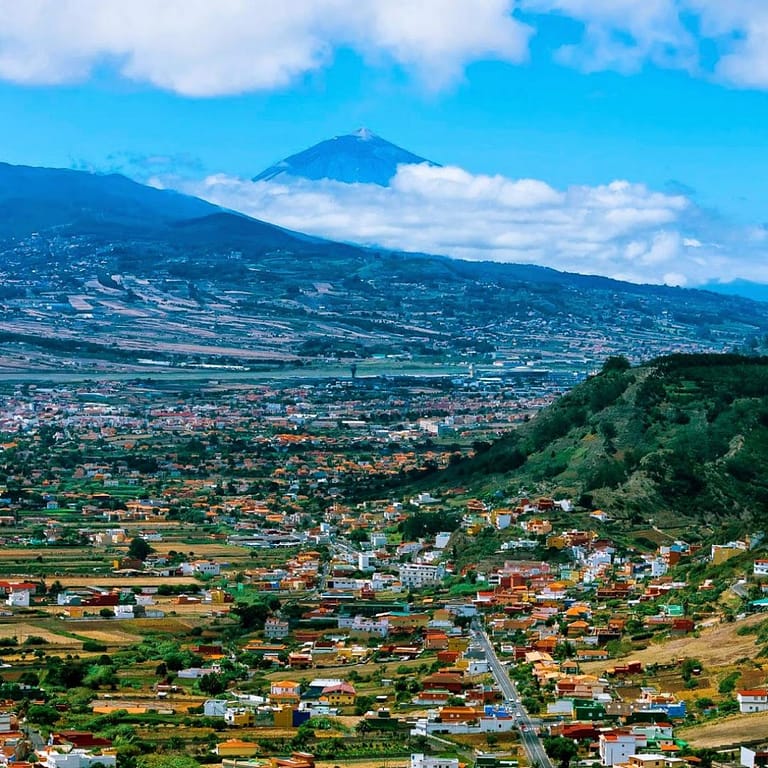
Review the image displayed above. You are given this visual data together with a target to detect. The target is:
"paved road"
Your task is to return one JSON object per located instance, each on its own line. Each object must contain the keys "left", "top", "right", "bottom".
{"left": 472, "top": 623, "right": 554, "bottom": 768}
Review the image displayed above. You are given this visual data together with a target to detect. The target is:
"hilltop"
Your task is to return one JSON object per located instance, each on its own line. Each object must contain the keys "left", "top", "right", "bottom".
{"left": 423, "top": 354, "right": 768, "bottom": 543}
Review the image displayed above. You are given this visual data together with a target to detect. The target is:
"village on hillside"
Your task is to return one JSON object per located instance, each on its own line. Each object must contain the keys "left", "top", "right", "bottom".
{"left": 0, "top": 377, "right": 764, "bottom": 768}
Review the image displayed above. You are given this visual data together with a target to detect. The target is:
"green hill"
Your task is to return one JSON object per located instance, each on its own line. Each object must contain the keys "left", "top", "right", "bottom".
{"left": 433, "top": 353, "right": 768, "bottom": 542}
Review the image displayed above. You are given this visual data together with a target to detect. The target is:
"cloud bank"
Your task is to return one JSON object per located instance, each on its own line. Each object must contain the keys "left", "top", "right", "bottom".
{"left": 0, "top": 0, "right": 529, "bottom": 96}
{"left": 168, "top": 164, "right": 766, "bottom": 288}
{"left": 1, "top": 1, "right": 768, "bottom": 94}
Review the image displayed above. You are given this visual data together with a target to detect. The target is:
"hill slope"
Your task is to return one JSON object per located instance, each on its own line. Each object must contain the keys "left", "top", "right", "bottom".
{"left": 434, "top": 354, "right": 768, "bottom": 539}
{"left": 0, "top": 160, "right": 768, "bottom": 371}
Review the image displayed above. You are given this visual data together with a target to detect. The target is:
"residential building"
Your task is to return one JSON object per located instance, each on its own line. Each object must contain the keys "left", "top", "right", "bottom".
{"left": 411, "top": 755, "right": 459, "bottom": 768}
{"left": 737, "top": 689, "right": 768, "bottom": 713}
{"left": 37, "top": 749, "right": 117, "bottom": 768}
{"left": 599, "top": 732, "right": 647, "bottom": 766}
{"left": 265, "top": 617, "right": 290, "bottom": 639}
{"left": 399, "top": 563, "right": 444, "bottom": 588}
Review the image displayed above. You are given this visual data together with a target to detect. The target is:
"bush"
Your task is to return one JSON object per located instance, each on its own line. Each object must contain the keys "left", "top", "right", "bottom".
{"left": 23, "top": 636, "right": 49, "bottom": 646}
{"left": 718, "top": 671, "right": 740, "bottom": 694}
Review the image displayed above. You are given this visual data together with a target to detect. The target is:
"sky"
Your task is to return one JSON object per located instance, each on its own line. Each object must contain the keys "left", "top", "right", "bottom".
{"left": 2, "top": 0, "right": 768, "bottom": 288}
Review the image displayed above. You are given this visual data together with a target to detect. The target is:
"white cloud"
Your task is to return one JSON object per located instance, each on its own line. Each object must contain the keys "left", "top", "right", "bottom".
{"left": 3, "top": 1, "right": 768, "bottom": 94}
{"left": 0, "top": 0, "right": 530, "bottom": 96}
{"left": 519, "top": 1, "right": 768, "bottom": 89}
{"left": 521, "top": 0, "right": 697, "bottom": 74}
{"left": 162, "top": 162, "right": 768, "bottom": 287}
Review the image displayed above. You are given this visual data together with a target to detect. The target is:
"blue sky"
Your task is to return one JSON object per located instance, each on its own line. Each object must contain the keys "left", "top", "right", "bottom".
{"left": 1, "top": 1, "right": 768, "bottom": 287}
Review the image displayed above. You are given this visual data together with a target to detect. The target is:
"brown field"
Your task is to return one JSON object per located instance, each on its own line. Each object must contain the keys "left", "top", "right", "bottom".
{"left": 150, "top": 542, "right": 252, "bottom": 559}
{"left": 678, "top": 711, "right": 768, "bottom": 747}
{"left": 74, "top": 628, "right": 144, "bottom": 644}
{"left": 580, "top": 614, "right": 768, "bottom": 674}
{"left": 45, "top": 576, "right": 199, "bottom": 587}
{"left": 121, "top": 617, "right": 198, "bottom": 633}
{"left": 0, "top": 622, "right": 74, "bottom": 645}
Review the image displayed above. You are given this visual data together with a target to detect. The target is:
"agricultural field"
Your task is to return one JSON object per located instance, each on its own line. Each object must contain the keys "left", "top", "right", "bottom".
{"left": 580, "top": 613, "right": 768, "bottom": 674}
{"left": 678, "top": 711, "right": 768, "bottom": 747}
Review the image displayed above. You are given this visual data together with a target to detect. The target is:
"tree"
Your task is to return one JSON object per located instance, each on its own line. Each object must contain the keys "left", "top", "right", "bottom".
{"left": 128, "top": 537, "right": 152, "bottom": 562}
{"left": 601, "top": 356, "right": 631, "bottom": 374}
{"left": 544, "top": 736, "right": 579, "bottom": 768}
{"left": 232, "top": 601, "right": 270, "bottom": 630}
{"left": 26, "top": 704, "right": 60, "bottom": 727}
{"left": 198, "top": 672, "right": 226, "bottom": 695}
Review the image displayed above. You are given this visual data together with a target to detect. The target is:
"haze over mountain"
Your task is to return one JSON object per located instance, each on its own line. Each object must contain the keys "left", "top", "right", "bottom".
{"left": 0, "top": 159, "right": 767, "bottom": 374}
{"left": 252, "top": 128, "right": 438, "bottom": 186}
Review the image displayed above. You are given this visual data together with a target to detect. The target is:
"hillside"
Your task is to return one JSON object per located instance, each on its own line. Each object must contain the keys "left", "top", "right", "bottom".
{"left": 1, "top": 161, "right": 768, "bottom": 371}
{"left": 430, "top": 354, "right": 768, "bottom": 540}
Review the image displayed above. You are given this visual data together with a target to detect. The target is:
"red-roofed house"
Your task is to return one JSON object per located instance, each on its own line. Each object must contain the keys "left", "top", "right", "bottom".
{"left": 737, "top": 689, "right": 768, "bottom": 713}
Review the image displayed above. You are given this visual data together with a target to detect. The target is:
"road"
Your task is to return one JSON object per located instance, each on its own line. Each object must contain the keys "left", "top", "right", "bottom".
{"left": 472, "top": 623, "right": 554, "bottom": 768}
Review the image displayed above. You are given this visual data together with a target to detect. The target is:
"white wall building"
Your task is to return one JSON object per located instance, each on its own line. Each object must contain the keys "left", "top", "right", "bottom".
{"left": 338, "top": 614, "right": 389, "bottom": 637}
{"left": 38, "top": 750, "right": 117, "bottom": 768}
{"left": 7, "top": 589, "right": 30, "bottom": 607}
{"left": 599, "top": 733, "right": 647, "bottom": 766}
{"left": 399, "top": 563, "right": 444, "bottom": 588}
{"left": 194, "top": 560, "right": 221, "bottom": 576}
{"left": 737, "top": 689, "right": 768, "bottom": 713}
{"left": 754, "top": 560, "right": 768, "bottom": 577}
{"left": 411, "top": 755, "right": 459, "bottom": 768}
{"left": 204, "top": 699, "right": 228, "bottom": 717}
{"left": 740, "top": 746, "right": 768, "bottom": 768}
{"left": 371, "top": 532, "right": 387, "bottom": 548}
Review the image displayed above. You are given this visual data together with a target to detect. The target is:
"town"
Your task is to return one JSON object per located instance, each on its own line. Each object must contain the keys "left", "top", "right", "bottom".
{"left": 0, "top": 373, "right": 764, "bottom": 768}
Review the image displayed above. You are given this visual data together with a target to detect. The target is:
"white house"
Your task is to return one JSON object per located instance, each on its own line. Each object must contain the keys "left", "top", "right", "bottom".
{"left": 741, "top": 746, "right": 768, "bottom": 768}
{"left": 737, "top": 689, "right": 768, "bottom": 713}
{"left": 38, "top": 749, "right": 117, "bottom": 768}
{"left": 194, "top": 560, "right": 221, "bottom": 577}
{"left": 204, "top": 699, "right": 228, "bottom": 717}
{"left": 264, "top": 617, "right": 290, "bottom": 639}
{"left": 411, "top": 755, "right": 459, "bottom": 768}
{"left": 399, "top": 563, "right": 444, "bottom": 588}
{"left": 754, "top": 560, "right": 768, "bottom": 577}
{"left": 599, "top": 732, "right": 647, "bottom": 766}
{"left": 7, "top": 588, "right": 31, "bottom": 607}
{"left": 337, "top": 614, "right": 389, "bottom": 637}
{"left": 370, "top": 532, "right": 387, "bottom": 548}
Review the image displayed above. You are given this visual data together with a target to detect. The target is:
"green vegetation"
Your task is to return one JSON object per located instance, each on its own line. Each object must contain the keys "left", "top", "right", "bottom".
{"left": 428, "top": 354, "right": 768, "bottom": 546}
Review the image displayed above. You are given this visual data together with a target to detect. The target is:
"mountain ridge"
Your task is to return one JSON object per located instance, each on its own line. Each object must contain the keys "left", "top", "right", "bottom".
{"left": 0, "top": 159, "right": 767, "bottom": 373}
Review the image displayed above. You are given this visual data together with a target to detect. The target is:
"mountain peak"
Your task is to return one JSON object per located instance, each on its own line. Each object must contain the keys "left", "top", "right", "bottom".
{"left": 351, "top": 127, "right": 377, "bottom": 140}
{"left": 253, "top": 129, "right": 438, "bottom": 186}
